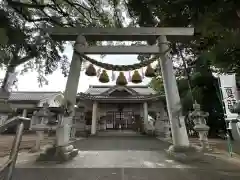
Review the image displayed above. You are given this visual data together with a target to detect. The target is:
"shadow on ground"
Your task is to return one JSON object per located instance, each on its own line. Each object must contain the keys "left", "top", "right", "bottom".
{"left": 72, "top": 136, "right": 170, "bottom": 151}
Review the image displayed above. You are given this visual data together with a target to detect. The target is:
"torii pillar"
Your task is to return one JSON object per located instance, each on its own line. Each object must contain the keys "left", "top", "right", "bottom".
{"left": 54, "top": 35, "right": 86, "bottom": 161}
{"left": 158, "top": 36, "right": 189, "bottom": 146}
{"left": 158, "top": 36, "right": 201, "bottom": 160}
{"left": 57, "top": 35, "right": 87, "bottom": 160}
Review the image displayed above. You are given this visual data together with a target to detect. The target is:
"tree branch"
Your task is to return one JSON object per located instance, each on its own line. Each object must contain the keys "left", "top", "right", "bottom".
{"left": 6, "top": 0, "right": 53, "bottom": 10}
{"left": 15, "top": 54, "right": 35, "bottom": 66}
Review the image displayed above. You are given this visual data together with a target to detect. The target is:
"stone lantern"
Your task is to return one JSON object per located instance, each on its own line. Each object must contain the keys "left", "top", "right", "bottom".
{"left": 30, "top": 103, "right": 55, "bottom": 152}
{"left": 31, "top": 103, "right": 55, "bottom": 131}
{"left": 188, "top": 102, "right": 210, "bottom": 150}
{"left": 230, "top": 102, "right": 240, "bottom": 139}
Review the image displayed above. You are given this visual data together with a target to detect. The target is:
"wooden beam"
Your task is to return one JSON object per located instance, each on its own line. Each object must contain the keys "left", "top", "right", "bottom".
{"left": 74, "top": 45, "right": 166, "bottom": 54}
{"left": 47, "top": 27, "right": 194, "bottom": 41}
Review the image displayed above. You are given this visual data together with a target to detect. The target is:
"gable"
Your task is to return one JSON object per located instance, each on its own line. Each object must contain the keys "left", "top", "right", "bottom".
{"left": 109, "top": 89, "right": 133, "bottom": 96}
{"left": 101, "top": 86, "right": 138, "bottom": 96}
{"left": 85, "top": 85, "right": 156, "bottom": 95}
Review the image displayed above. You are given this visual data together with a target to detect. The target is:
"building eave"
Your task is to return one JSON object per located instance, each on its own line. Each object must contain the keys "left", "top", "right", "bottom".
{"left": 76, "top": 93, "right": 164, "bottom": 102}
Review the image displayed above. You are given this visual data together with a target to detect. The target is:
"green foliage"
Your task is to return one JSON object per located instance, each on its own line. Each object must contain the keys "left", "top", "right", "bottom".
{"left": 148, "top": 52, "right": 225, "bottom": 135}
{"left": 0, "top": 0, "right": 126, "bottom": 86}
{"left": 148, "top": 76, "right": 164, "bottom": 94}
{"left": 126, "top": 0, "right": 240, "bottom": 74}
{"left": 0, "top": 28, "right": 8, "bottom": 45}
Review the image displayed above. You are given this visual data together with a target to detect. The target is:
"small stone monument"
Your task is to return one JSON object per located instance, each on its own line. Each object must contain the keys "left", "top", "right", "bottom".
{"left": 188, "top": 102, "right": 210, "bottom": 150}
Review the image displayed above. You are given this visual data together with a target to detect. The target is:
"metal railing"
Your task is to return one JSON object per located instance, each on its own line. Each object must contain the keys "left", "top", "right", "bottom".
{"left": 0, "top": 117, "right": 30, "bottom": 180}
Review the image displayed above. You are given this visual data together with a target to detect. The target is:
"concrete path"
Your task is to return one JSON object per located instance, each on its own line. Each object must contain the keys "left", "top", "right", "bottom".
{"left": 5, "top": 132, "right": 240, "bottom": 180}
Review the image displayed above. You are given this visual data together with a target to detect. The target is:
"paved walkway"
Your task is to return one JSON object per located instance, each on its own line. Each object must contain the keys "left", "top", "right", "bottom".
{"left": 6, "top": 131, "right": 239, "bottom": 180}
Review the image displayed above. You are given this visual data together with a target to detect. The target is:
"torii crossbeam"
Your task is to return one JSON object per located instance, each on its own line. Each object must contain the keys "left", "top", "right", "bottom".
{"left": 48, "top": 27, "right": 194, "bottom": 41}
{"left": 47, "top": 27, "right": 194, "bottom": 54}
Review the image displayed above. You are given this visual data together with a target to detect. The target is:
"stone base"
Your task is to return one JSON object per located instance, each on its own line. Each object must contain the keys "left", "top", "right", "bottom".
{"left": 146, "top": 130, "right": 155, "bottom": 136}
{"left": 29, "top": 147, "right": 41, "bottom": 153}
{"left": 36, "top": 144, "right": 79, "bottom": 163}
{"left": 75, "top": 131, "right": 89, "bottom": 137}
{"left": 166, "top": 144, "right": 203, "bottom": 162}
{"left": 90, "top": 133, "right": 98, "bottom": 136}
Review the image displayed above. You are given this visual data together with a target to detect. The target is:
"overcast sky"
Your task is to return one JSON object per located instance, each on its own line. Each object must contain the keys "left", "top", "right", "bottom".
{"left": 0, "top": 44, "right": 151, "bottom": 93}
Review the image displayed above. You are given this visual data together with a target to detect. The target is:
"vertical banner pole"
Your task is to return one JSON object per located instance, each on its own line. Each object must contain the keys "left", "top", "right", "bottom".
{"left": 218, "top": 74, "right": 239, "bottom": 157}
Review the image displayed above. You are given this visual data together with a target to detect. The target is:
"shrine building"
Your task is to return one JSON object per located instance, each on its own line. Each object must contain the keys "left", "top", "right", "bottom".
{"left": 0, "top": 85, "right": 170, "bottom": 137}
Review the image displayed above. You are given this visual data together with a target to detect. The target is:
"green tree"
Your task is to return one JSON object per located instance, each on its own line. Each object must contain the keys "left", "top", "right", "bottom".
{"left": 124, "top": 0, "right": 239, "bottom": 136}
{"left": 1, "top": 0, "right": 127, "bottom": 87}
{"left": 126, "top": 0, "right": 240, "bottom": 73}
{"left": 149, "top": 55, "right": 225, "bottom": 136}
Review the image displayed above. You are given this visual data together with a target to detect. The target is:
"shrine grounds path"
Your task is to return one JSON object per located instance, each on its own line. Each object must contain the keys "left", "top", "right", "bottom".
{"left": 9, "top": 131, "right": 240, "bottom": 180}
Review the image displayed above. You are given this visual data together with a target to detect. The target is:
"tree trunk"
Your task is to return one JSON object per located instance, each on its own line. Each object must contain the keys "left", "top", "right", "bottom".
{"left": 1, "top": 64, "right": 16, "bottom": 91}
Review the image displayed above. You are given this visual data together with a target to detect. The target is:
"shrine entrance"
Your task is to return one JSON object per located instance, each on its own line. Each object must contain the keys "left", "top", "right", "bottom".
{"left": 106, "top": 111, "right": 136, "bottom": 130}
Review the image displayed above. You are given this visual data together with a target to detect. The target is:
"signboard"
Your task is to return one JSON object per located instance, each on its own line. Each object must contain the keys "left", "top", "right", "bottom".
{"left": 219, "top": 74, "right": 238, "bottom": 120}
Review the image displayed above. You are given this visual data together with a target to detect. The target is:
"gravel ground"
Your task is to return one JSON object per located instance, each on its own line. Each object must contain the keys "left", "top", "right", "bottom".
{"left": 0, "top": 133, "right": 55, "bottom": 157}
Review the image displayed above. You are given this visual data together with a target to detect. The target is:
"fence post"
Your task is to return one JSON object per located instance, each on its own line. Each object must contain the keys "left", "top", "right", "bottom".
{"left": 6, "top": 120, "right": 24, "bottom": 180}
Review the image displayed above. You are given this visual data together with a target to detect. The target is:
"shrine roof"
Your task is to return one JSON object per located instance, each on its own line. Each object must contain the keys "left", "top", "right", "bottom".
{"left": 77, "top": 85, "right": 162, "bottom": 102}
{"left": 77, "top": 92, "right": 162, "bottom": 102}
{"left": 8, "top": 91, "right": 62, "bottom": 102}
{"left": 85, "top": 85, "right": 156, "bottom": 95}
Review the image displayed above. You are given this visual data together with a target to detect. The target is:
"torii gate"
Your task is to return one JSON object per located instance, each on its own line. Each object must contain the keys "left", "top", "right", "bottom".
{"left": 47, "top": 27, "right": 195, "bottom": 160}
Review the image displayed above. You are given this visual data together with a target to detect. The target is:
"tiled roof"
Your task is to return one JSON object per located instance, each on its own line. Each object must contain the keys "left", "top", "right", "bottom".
{"left": 77, "top": 92, "right": 162, "bottom": 102}
{"left": 85, "top": 85, "right": 156, "bottom": 95}
{"left": 8, "top": 91, "right": 62, "bottom": 101}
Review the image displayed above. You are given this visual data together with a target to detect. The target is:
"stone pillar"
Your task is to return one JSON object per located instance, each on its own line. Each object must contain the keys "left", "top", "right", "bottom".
{"left": 53, "top": 35, "right": 86, "bottom": 161}
{"left": 22, "top": 109, "right": 27, "bottom": 117}
{"left": 158, "top": 36, "right": 203, "bottom": 161}
{"left": 143, "top": 102, "right": 148, "bottom": 132}
{"left": 31, "top": 131, "right": 44, "bottom": 152}
{"left": 91, "top": 102, "right": 98, "bottom": 135}
{"left": 158, "top": 35, "right": 189, "bottom": 147}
